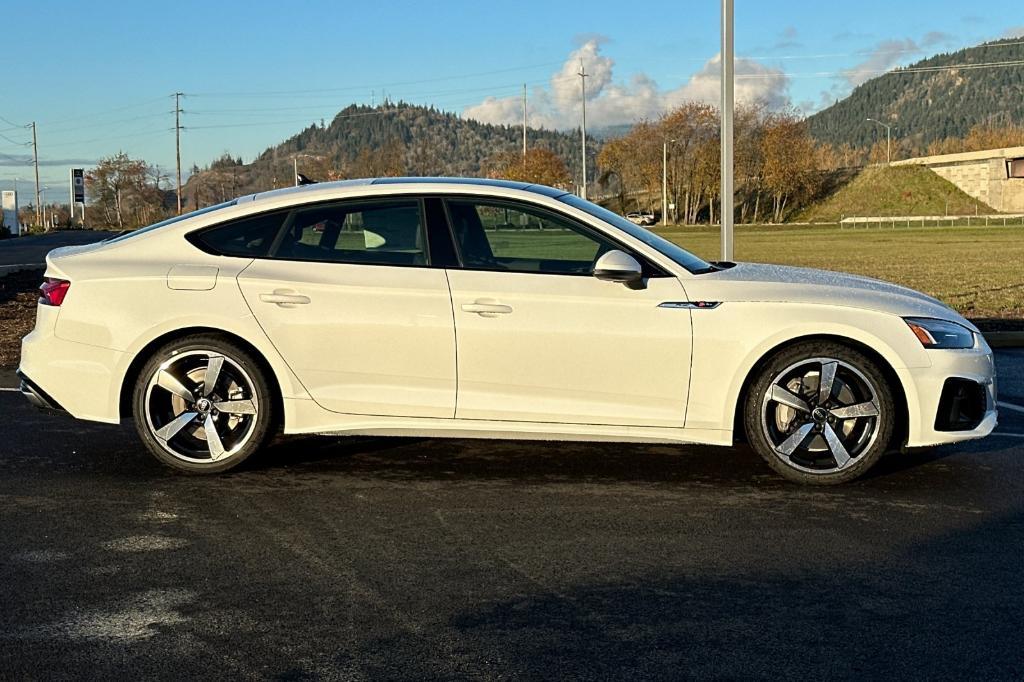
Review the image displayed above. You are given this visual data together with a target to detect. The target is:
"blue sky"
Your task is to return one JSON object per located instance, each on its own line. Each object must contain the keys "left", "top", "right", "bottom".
{"left": 2, "top": 0, "right": 1021, "bottom": 202}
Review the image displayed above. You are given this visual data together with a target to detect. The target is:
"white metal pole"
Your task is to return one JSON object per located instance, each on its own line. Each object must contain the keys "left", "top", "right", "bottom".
{"left": 720, "top": 0, "right": 735, "bottom": 261}
{"left": 294, "top": 157, "right": 299, "bottom": 187}
{"left": 579, "top": 59, "right": 588, "bottom": 200}
{"left": 662, "top": 142, "right": 669, "bottom": 226}
{"left": 522, "top": 84, "right": 528, "bottom": 161}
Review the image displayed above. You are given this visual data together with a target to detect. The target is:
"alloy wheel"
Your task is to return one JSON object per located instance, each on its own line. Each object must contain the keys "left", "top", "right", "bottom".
{"left": 760, "top": 357, "right": 881, "bottom": 475}
{"left": 143, "top": 350, "right": 259, "bottom": 464}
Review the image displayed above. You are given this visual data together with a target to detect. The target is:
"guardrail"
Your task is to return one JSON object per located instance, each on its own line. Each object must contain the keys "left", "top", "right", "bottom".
{"left": 840, "top": 214, "right": 1024, "bottom": 229}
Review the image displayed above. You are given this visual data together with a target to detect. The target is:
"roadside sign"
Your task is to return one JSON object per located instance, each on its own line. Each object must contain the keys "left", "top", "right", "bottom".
{"left": 2, "top": 190, "right": 20, "bottom": 236}
{"left": 70, "top": 168, "right": 85, "bottom": 204}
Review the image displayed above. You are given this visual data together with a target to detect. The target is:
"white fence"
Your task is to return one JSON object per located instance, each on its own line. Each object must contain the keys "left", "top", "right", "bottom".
{"left": 840, "top": 214, "right": 1024, "bottom": 229}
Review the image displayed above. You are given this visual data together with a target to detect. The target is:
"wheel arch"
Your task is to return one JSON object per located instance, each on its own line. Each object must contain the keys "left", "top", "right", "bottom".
{"left": 118, "top": 326, "right": 285, "bottom": 425}
{"left": 731, "top": 334, "right": 909, "bottom": 448}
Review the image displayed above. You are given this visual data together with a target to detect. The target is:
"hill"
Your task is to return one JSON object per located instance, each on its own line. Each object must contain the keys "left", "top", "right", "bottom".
{"left": 807, "top": 38, "right": 1024, "bottom": 153}
{"left": 797, "top": 165, "right": 992, "bottom": 222}
{"left": 183, "top": 103, "right": 591, "bottom": 205}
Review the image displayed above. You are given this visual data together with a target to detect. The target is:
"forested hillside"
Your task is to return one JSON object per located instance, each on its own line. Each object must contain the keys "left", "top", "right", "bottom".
{"left": 807, "top": 38, "right": 1024, "bottom": 154}
{"left": 183, "top": 103, "right": 592, "bottom": 205}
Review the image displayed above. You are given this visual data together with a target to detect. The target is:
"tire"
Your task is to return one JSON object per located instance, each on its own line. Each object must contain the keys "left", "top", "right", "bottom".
{"left": 132, "top": 334, "right": 276, "bottom": 473}
{"left": 743, "top": 341, "right": 896, "bottom": 485}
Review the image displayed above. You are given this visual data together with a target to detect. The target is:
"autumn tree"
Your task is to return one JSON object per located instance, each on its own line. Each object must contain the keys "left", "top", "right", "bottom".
{"left": 85, "top": 152, "right": 165, "bottom": 229}
{"left": 760, "top": 114, "right": 820, "bottom": 222}
{"left": 486, "top": 148, "right": 572, "bottom": 187}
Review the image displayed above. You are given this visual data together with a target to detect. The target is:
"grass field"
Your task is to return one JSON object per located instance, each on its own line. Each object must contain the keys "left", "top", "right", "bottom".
{"left": 653, "top": 223, "right": 1024, "bottom": 319}
{"left": 796, "top": 165, "right": 991, "bottom": 223}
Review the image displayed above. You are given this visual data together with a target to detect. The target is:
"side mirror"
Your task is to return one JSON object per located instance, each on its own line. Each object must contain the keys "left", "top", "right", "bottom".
{"left": 593, "top": 250, "right": 643, "bottom": 286}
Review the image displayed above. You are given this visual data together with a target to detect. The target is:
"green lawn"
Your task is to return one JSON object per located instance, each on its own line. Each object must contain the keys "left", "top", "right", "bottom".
{"left": 653, "top": 223, "right": 1024, "bottom": 319}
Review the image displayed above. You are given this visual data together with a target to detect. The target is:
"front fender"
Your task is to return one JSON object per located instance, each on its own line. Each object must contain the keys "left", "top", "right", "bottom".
{"left": 684, "top": 302, "right": 929, "bottom": 438}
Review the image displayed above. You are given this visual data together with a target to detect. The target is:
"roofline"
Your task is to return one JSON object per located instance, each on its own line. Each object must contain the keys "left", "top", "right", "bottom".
{"left": 245, "top": 176, "right": 570, "bottom": 205}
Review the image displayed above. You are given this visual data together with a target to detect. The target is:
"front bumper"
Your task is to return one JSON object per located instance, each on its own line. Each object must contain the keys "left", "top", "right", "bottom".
{"left": 901, "top": 338, "right": 997, "bottom": 447}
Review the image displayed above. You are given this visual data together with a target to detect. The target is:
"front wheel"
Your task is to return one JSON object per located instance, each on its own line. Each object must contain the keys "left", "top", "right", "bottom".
{"left": 132, "top": 335, "right": 276, "bottom": 473}
{"left": 744, "top": 341, "right": 896, "bottom": 485}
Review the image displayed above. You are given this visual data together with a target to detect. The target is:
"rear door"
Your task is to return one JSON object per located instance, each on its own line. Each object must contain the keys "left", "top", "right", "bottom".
{"left": 234, "top": 198, "right": 457, "bottom": 418}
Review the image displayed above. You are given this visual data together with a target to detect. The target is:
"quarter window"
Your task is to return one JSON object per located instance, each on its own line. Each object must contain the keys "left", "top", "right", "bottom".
{"left": 445, "top": 199, "right": 620, "bottom": 275}
{"left": 188, "top": 209, "right": 288, "bottom": 258}
{"left": 273, "top": 201, "right": 427, "bottom": 266}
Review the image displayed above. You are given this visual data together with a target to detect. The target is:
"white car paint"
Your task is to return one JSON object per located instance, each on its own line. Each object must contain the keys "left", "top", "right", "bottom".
{"left": 19, "top": 179, "right": 996, "bottom": 458}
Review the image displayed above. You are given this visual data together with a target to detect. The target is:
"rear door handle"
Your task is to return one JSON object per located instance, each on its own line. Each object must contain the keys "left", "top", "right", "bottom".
{"left": 461, "top": 299, "right": 513, "bottom": 317}
{"left": 259, "top": 289, "right": 310, "bottom": 306}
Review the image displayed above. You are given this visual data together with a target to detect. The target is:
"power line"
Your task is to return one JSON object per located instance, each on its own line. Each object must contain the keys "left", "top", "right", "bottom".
{"left": 187, "top": 60, "right": 567, "bottom": 98}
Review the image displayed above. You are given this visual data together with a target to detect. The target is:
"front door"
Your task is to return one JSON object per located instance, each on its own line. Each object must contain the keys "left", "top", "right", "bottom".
{"left": 237, "top": 198, "right": 456, "bottom": 418}
{"left": 443, "top": 198, "right": 692, "bottom": 428}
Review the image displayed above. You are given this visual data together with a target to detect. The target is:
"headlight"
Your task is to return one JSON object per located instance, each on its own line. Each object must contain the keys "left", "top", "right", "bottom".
{"left": 904, "top": 317, "right": 975, "bottom": 349}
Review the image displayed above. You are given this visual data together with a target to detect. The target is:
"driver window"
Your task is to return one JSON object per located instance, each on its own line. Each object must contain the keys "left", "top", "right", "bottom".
{"left": 446, "top": 199, "right": 619, "bottom": 275}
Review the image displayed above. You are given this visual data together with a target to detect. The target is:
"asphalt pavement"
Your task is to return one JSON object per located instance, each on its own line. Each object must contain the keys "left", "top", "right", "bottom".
{"left": 1, "top": 352, "right": 1023, "bottom": 679}
{"left": 0, "top": 230, "right": 118, "bottom": 273}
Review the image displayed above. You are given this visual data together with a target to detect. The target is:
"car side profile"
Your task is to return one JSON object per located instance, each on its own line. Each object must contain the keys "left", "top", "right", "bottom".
{"left": 19, "top": 178, "right": 997, "bottom": 484}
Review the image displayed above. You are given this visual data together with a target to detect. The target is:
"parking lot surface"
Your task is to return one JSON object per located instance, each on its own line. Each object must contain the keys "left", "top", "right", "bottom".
{"left": 1, "top": 352, "right": 1023, "bottom": 679}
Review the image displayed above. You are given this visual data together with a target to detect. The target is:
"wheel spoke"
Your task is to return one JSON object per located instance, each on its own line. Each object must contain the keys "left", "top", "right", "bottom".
{"left": 769, "top": 384, "right": 811, "bottom": 413}
{"left": 203, "top": 355, "right": 224, "bottom": 397}
{"left": 155, "top": 411, "right": 198, "bottom": 441}
{"left": 830, "top": 401, "right": 879, "bottom": 419}
{"left": 213, "top": 399, "right": 257, "bottom": 415}
{"left": 156, "top": 369, "right": 194, "bottom": 403}
{"left": 818, "top": 361, "right": 838, "bottom": 404}
{"left": 204, "top": 414, "right": 226, "bottom": 460}
{"left": 823, "top": 424, "right": 852, "bottom": 469}
{"left": 776, "top": 422, "right": 815, "bottom": 457}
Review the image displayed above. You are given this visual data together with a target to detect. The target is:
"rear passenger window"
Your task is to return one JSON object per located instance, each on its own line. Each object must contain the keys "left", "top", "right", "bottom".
{"left": 189, "top": 210, "right": 288, "bottom": 257}
{"left": 273, "top": 201, "right": 426, "bottom": 266}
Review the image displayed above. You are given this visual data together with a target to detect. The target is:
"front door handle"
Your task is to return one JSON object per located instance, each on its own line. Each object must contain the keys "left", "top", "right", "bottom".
{"left": 461, "top": 299, "right": 513, "bottom": 317}
{"left": 259, "top": 289, "right": 310, "bottom": 307}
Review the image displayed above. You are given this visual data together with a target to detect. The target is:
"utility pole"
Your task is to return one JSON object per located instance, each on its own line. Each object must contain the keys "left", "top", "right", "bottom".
{"left": 174, "top": 92, "right": 184, "bottom": 214}
{"left": 293, "top": 157, "right": 299, "bottom": 187}
{"left": 578, "top": 59, "right": 588, "bottom": 200}
{"left": 720, "top": 0, "right": 735, "bottom": 261}
{"left": 522, "top": 83, "right": 528, "bottom": 163}
{"left": 31, "top": 122, "right": 40, "bottom": 227}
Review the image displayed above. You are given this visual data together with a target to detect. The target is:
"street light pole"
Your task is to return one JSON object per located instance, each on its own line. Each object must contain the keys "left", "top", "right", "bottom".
{"left": 578, "top": 58, "right": 589, "bottom": 200}
{"left": 720, "top": 0, "right": 735, "bottom": 261}
{"left": 662, "top": 139, "right": 675, "bottom": 226}
{"left": 866, "top": 118, "right": 892, "bottom": 164}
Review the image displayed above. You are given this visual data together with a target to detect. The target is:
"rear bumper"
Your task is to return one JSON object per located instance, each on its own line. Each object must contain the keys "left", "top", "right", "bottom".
{"left": 17, "top": 370, "right": 65, "bottom": 412}
{"left": 901, "top": 339, "right": 998, "bottom": 447}
{"left": 19, "top": 305, "right": 125, "bottom": 424}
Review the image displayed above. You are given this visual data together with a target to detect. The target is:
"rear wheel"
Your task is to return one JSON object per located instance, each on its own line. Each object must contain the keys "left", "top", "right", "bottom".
{"left": 132, "top": 335, "right": 275, "bottom": 473}
{"left": 744, "top": 341, "right": 896, "bottom": 485}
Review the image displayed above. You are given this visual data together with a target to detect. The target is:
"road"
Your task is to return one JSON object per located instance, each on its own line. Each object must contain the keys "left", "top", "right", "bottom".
{"left": 0, "top": 230, "right": 118, "bottom": 273}
{"left": 1, "top": 352, "right": 1023, "bottom": 679}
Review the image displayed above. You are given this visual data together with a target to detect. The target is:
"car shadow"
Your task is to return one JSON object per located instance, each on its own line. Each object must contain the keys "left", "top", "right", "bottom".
{"left": 236, "top": 431, "right": 975, "bottom": 491}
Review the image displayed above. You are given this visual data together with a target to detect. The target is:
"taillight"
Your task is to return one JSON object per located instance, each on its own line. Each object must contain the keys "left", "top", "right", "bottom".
{"left": 39, "top": 278, "right": 71, "bottom": 306}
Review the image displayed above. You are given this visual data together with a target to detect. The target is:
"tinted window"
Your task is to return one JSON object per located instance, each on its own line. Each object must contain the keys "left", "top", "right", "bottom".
{"left": 446, "top": 199, "right": 619, "bottom": 275}
{"left": 110, "top": 200, "right": 237, "bottom": 245}
{"left": 189, "top": 209, "right": 287, "bottom": 257}
{"left": 558, "top": 194, "right": 715, "bottom": 274}
{"left": 273, "top": 201, "right": 426, "bottom": 266}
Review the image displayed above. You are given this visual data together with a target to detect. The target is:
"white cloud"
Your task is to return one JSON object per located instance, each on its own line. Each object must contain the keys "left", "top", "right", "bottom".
{"left": 462, "top": 39, "right": 791, "bottom": 131}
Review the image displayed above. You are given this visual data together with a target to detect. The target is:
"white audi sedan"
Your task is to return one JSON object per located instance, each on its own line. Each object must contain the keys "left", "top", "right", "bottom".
{"left": 19, "top": 178, "right": 996, "bottom": 484}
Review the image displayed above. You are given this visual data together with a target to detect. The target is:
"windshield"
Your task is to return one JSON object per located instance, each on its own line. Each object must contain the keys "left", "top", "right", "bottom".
{"left": 103, "top": 200, "right": 238, "bottom": 244}
{"left": 558, "top": 195, "right": 715, "bottom": 274}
